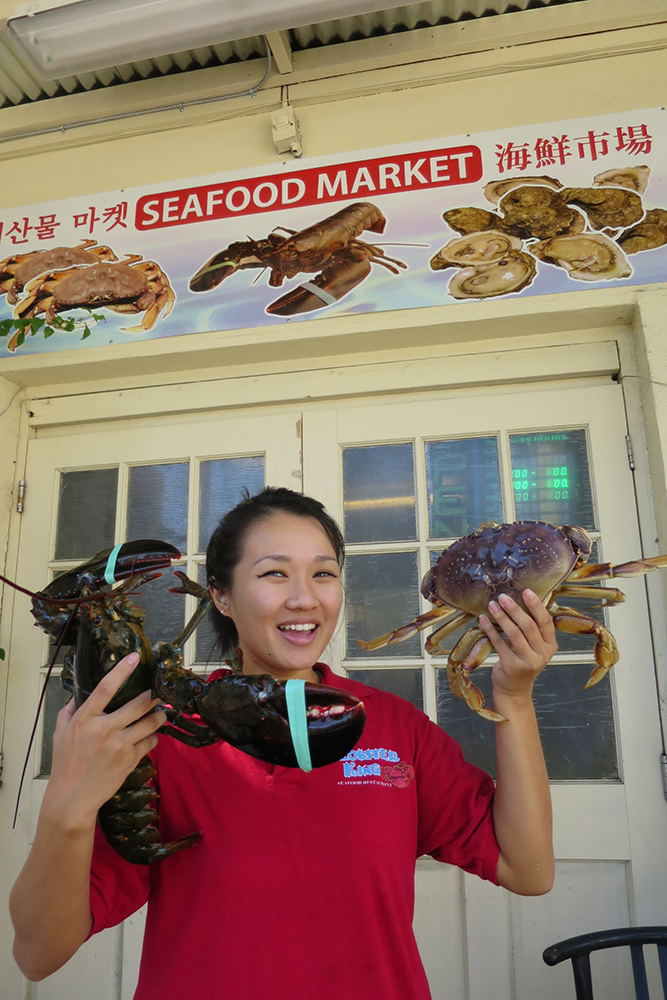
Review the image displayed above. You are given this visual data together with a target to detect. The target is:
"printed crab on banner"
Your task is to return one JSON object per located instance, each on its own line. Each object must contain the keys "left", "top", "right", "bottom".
{"left": 0, "top": 108, "right": 664, "bottom": 356}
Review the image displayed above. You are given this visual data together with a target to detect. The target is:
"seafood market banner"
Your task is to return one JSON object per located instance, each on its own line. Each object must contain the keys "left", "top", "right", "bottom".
{"left": 0, "top": 107, "right": 665, "bottom": 354}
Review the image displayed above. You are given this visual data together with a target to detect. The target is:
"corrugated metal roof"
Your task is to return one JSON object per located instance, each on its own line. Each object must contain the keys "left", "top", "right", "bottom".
{"left": 289, "top": 0, "right": 579, "bottom": 48}
{"left": 0, "top": 0, "right": 588, "bottom": 108}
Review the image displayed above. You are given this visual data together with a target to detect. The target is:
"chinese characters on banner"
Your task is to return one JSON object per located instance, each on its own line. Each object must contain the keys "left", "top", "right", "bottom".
{"left": 496, "top": 124, "right": 653, "bottom": 173}
{"left": 0, "top": 108, "right": 664, "bottom": 355}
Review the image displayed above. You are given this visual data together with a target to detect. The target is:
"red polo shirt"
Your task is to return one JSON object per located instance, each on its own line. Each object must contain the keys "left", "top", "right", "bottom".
{"left": 89, "top": 664, "right": 499, "bottom": 1000}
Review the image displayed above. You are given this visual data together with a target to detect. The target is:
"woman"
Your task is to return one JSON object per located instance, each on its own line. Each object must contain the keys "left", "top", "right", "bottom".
{"left": 10, "top": 487, "right": 556, "bottom": 999}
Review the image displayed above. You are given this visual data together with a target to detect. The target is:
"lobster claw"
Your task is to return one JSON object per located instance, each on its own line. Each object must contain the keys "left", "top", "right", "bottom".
{"left": 37, "top": 539, "right": 180, "bottom": 599}
{"left": 265, "top": 248, "right": 372, "bottom": 316}
{"left": 31, "top": 539, "right": 181, "bottom": 640}
{"left": 154, "top": 662, "right": 366, "bottom": 769}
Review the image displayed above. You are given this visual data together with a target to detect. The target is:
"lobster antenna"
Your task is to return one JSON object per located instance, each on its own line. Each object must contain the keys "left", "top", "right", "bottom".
{"left": 252, "top": 267, "right": 269, "bottom": 286}
{"left": 13, "top": 603, "right": 78, "bottom": 829}
{"left": 369, "top": 242, "right": 431, "bottom": 247}
{"left": 0, "top": 572, "right": 110, "bottom": 606}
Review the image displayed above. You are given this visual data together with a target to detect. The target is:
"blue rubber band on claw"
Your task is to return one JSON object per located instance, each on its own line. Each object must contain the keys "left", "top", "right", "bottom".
{"left": 104, "top": 543, "right": 123, "bottom": 586}
{"left": 285, "top": 679, "right": 312, "bottom": 773}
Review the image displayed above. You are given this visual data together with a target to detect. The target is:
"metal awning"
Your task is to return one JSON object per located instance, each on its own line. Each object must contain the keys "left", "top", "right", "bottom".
{"left": 0, "top": 0, "right": 588, "bottom": 108}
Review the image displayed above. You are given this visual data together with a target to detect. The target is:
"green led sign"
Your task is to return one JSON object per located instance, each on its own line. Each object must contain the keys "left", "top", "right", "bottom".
{"left": 513, "top": 466, "right": 570, "bottom": 501}
{"left": 508, "top": 429, "right": 595, "bottom": 529}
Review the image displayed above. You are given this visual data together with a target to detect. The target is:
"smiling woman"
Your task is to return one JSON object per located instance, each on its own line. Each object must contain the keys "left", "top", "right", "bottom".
{"left": 205, "top": 489, "right": 345, "bottom": 683}
{"left": 10, "top": 486, "right": 557, "bottom": 1000}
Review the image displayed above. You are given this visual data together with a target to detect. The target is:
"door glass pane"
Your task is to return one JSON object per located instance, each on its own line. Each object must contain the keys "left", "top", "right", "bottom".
{"left": 509, "top": 428, "right": 596, "bottom": 529}
{"left": 194, "top": 564, "right": 222, "bottom": 667}
{"left": 132, "top": 568, "right": 186, "bottom": 647}
{"left": 39, "top": 674, "right": 70, "bottom": 776}
{"left": 54, "top": 468, "right": 118, "bottom": 560}
{"left": 199, "top": 455, "right": 265, "bottom": 552}
{"left": 436, "top": 663, "right": 618, "bottom": 780}
{"left": 345, "top": 668, "right": 423, "bottom": 710}
{"left": 343, "top": 444, "right": 416, "bottom": 543}
{"left": 425, "top": 437, "right": 503, "bottom": 539}
{"left": 345, "top": 551, "right": 421, "bottom": 658}
{"left": 127, "top": 463, "right": 189, "bottom": 552}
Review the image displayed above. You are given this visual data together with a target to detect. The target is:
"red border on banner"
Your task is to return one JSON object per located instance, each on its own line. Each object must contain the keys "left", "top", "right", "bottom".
{"left": 135, "top": 144, "right": 482, "bottom": 231}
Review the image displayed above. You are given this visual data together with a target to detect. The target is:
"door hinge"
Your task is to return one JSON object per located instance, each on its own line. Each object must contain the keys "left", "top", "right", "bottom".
{"left": 625, "top": 434, "right": 636, "bottom": 471}
{"left": 661, "top": 754, "right": 667, "bottom": 801}
{"left": 16, "top": 479, "right": 26, "bottom": 513}
{"left": 0, "top": 751, "right": 4, "bottom": 787}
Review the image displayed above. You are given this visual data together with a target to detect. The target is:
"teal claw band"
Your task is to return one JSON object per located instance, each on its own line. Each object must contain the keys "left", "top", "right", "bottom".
{"left": 104, "top": 543, "right": 124, "bottom": 586}
{"left": 285, "top": 679, "right": 313, "bottom": 773}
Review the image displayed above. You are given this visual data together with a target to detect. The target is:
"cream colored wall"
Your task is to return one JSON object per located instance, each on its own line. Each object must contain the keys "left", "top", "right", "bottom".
{"left": 0, "top": 44, "right": 664, "bottom": 202}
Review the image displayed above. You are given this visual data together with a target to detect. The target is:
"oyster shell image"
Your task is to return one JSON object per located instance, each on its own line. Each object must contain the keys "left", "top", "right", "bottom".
{"left": 442, "top": 206, "right": 507, "bottom": 235}
{"left": 559, "top": 187, "right": 644, "bottom": 232}
{"left": 618, "top": 208, "right": 667, "bottom": 254}
{"left": 483, "top": 175, "right": 563, "bottom": 205}
{"left": 593, "top": 165, "right": 650, "bottom": 195}
{"left": 498, "top": 186, "right": 579, "bottom": 240}
{"left": 448, "top": 251, "right": 537, "bottom": 298}
{"left": 430, "top": 231, "right": 523, "bottom": 270}
{"left": 531, "top": 233, "right": 632, "bottom": 281}
{"left": 433, "top": 162, "right": 663, "bottom": 301}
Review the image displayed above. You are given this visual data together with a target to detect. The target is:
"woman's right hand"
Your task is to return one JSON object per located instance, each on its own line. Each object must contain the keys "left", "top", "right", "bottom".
{"left": 43, "top": 653, "right": 167, "bottom": 832}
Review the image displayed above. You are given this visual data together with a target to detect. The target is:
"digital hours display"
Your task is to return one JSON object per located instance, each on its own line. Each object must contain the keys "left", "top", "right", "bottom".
{"left": 509, "top": 429, "right": 596, "bottom": 529}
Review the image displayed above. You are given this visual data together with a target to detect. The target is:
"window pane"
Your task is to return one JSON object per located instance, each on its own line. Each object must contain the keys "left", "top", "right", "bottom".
{"left": 345, "top": 668, "right": 423, "bottom": 710}
{"left": 199, "top": 456, "right": 265, "bottom": 552}
{"left": 343, "top": 444, "right": 416, "bottom": 543}
{"left": 39, "top": 675, "right": 70, "bottom": 776}
{"left": 194, "top": 564, "right": 223, "bottom": 667}
{"left": 131, "top": 568, "right": 187, "bottom": 647}
{"left": 345, "top": 551, "right": 421, "bottom": 658}
{"left": 509, "top": 428, "right": 596, "bottom": 529}
{"left": 426, "top": 437, "right": 503, "bottom": 540}
{"left": 127, "top": 463, "right": 189, "bottom": 553}
{"left": 54, "top": 468, "right": 118, "bottom": 560}
{"left": 436, "top": 663, "right": 618, "bottom": 780}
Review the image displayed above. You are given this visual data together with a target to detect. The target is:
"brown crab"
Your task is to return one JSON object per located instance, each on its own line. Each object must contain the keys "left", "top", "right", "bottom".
{"left": 0, "top": 239, "right": 118, "bottom": 305}
{"left": 10, "top": 254, "right": 175, "bottom": 349}
{"left": 357, "top": 521, "right": 667, "bottom": 722}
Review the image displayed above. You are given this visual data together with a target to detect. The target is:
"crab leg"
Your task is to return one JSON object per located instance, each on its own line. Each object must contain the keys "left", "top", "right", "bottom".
{"left": 446, "top": 627, "right": 505, "bottom": 722}
{"left": 568, "top": 553, "right": 667, "bottom": 581}
{"left": 357, "top": 604, "right": 460, "bottom": 651}
{"left": 552, "top": 582, "right": 626, "bottom": 606}
{"left": 549, "top": 602, "right": 619, "bottom": 687}
{"left": 423, "top": 610, "right": 475, "bottom": 656}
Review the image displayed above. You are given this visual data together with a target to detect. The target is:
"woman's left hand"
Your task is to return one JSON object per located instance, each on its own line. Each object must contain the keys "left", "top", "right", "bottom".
{"left": 479, "top": 589, "right": 558, "bottom": 700}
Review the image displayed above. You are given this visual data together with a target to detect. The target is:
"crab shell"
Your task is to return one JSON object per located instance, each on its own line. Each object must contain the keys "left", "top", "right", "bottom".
{"left": 16, "top": 257, "right": 175, "bottom": 339}
{"left": 422, "top": 521, "right": 592, "bottom": 617}
{"left": 0, "top": 240, "right": 118, "bottom": 304}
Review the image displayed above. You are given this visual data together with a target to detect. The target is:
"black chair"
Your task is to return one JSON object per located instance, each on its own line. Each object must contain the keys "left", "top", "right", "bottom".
{"left": 543, "top": 926, "right": 667, "bottom": 1000}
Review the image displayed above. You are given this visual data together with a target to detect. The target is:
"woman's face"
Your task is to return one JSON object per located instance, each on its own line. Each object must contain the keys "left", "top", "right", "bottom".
{"left": 210, "top": 511, "right": 343, "bottom": 683}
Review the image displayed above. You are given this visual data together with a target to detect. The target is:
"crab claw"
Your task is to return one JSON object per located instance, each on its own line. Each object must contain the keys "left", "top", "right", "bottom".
{"left": 454, "top": 672, "right": 507, "bottom": 723}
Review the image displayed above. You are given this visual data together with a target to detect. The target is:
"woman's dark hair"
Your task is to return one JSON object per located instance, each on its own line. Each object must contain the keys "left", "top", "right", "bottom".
{"left": 206, "top": 486, "right": 345, "bottom": 659}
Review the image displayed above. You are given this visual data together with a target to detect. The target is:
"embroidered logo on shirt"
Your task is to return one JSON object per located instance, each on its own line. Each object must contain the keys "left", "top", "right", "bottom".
{"left": 338, "top": 747, "right": 415, "bottom": 787}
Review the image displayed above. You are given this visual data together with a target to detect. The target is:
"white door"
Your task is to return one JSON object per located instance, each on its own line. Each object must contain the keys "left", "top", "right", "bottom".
{"left": 1, "top": 408, "right": 302, "bottom": 1000}
{"left": 302, "top": 380, "right": 667, "bottom": 1000}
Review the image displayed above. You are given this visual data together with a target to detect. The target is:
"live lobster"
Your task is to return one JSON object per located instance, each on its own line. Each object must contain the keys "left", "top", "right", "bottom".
{"left": 3, "top": 541, "right": 365, "bottom": 863}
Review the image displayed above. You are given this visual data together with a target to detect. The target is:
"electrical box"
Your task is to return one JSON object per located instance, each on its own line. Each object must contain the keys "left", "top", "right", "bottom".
{"left": 271, "top": 104, "right": 303, "bottom": 158}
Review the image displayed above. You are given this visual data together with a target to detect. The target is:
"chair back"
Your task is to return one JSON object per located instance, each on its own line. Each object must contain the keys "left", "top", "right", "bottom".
{"left": 543, "top": 926, "right": 667, "bottom": 1000}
